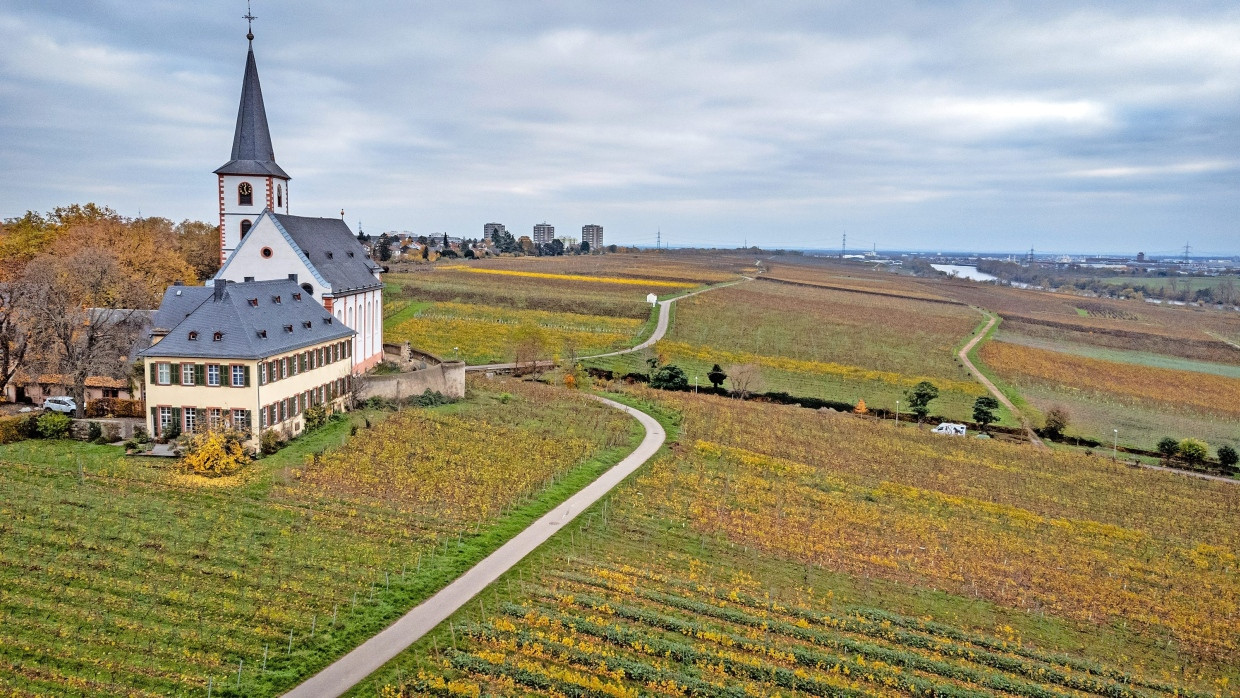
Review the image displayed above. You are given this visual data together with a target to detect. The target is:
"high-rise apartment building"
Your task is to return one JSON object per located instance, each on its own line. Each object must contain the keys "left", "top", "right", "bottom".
{"left": 533, "top": 222, "right": 555, "bottom": 245}
{"left": 581, "top": 224, "right": 603, "bottom": 250}
{"left": 483, "top": 223, "right": 506, "bottom": 242}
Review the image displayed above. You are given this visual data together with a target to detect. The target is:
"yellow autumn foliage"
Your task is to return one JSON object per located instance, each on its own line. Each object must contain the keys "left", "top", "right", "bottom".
{"left": 439, "top": 265, "right": 697, "bottom": 289}
{"left": 178, "top": 429, "right": 252, "bottom": 477}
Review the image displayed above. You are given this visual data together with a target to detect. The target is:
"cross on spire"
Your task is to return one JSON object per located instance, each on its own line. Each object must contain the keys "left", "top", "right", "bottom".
{"left": 243, "top": 0, "right": 256, "bottom": 42}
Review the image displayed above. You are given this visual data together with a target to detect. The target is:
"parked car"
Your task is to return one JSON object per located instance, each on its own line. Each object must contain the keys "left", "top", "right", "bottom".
{"left": 931, "top": 422, "right": 967, "bottom": 436}
{"left": 42, "top": 396, "right": 77, "bottom": 414}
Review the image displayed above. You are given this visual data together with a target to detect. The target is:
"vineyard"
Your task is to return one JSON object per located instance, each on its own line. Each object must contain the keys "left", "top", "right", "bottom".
{"left": 386, "top": 302, "right": 647, "bottom": 365}
{"left": 367, "top": 388, "right": 1239, "bottom": 697}
{"left": 588, "top": 279, "right": 997, "bottom": 423}
{"left": 0, "top": 379, "right": 640, "bottom": 697}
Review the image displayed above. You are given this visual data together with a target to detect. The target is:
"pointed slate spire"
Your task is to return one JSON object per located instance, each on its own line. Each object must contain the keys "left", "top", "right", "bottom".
{"left": 215, "top": 41, "right": 290, "bottom": 179}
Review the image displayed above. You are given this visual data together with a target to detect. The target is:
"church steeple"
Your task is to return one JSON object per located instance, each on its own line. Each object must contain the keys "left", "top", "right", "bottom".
{"left": 214, "top": 36, "right": 288, "bottom": 178}
{"left": 215, "top": 6, "right": 291, "bottom": 265}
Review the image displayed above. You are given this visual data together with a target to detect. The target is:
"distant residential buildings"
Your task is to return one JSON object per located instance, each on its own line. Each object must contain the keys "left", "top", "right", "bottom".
{"left": 581, "top": 224, "right": 603, "bottom": 250}
{"left": 533, "top": 222, "right": 555, "bottom": 245}
{"left": 483, "top": 223, "right": 506, "bottom": 242}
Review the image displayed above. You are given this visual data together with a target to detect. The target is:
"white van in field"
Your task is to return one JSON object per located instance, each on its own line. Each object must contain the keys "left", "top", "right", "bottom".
{"left": 931, "top": 423, "right": 967, "bottom": 436}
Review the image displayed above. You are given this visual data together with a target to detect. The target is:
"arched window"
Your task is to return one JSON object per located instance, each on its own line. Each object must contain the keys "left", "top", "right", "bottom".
{"left": 240, "top": 219, "right": 253, "bottom": 237}
{"left": 238, "top": 182, "right": 253, "bottom": 206}
{"left": 277, "top": 184, "right": 283, "bottom": 208}
{"left": 301, "top": 282, "right": 313, "bottom": 296}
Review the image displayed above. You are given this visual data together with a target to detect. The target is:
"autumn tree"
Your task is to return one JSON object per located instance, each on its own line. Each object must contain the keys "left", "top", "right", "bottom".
{"left": 172, "top": 219, "right": 222, "bottom": 280}
{"left": 1042, "top": 406, "right": 1070, "bottom": 439}
{"left": 707, "top": 363, "right": 727, "bottom": 389}
{"left": 511, "top": 324, "right": 550, "bottom": 377}
{"left": 1156, "top": 437, "right": 1179, "bottom": 461}
{"left": 904, "top": 380, "right": 940, "bottom": 422}
{"left": 1178, "top": 438, "right": 1208, "bottom": 467}
{"left": 23, "top": 249, "right": 145, "bottom": 417}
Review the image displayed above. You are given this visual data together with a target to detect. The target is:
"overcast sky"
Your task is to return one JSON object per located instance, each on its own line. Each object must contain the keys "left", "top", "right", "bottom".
{"left": 1, "top": 2, "right": 1237, "bottom": 254}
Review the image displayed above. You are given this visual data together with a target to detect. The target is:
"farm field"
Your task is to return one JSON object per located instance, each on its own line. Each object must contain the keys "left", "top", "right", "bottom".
{"left": 589, "top": 275, "right": 1001, "bottom": 423}
{"left": 0, "top": 379, "right": 640, "bottom": 697}
{"left": 358, "top": 388, "right": 1240, "bottom": 697}
{"left": 995, "top": 330, "right": 1240, "bottom": 379}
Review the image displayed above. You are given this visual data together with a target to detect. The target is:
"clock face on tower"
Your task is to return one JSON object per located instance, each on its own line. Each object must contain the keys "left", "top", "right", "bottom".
{"left": 238, "top": 182, "right": 253, "bottom": 206}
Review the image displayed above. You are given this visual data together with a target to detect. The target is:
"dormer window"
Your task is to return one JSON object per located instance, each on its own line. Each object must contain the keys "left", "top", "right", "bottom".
{"left": 323, "top": 317, "right": 333, "bottom": 325}
{"left": 347, "top": 251, "right": 355, "bottom": 257}
{"left": 272, "top": 295, "right": 281, "bottom": 304}
{"left": 238, "top": 182, "right": 253, "bottom": 206}
{"left": 302, "top": 320, "right": 312, "bottom": 329}
{"left": 292, "top": 293, "right": 302, "bottom": 301}
{"left": 326, "top": 252, "right": 334, "bottom": 259}
{"left": 284, "top": 324, "right": 294, "bottom": 333}
{"left": 248, "top": 298, "right": 259, "bottom": 307}
{"left": 188, "top": 331, "right": 199, "bottom": 341}
{"left": 257, "top": 329, "right": 267, "bottom": 338}
{"left": 213, "top": 331, "right": 223, "bottom": 342}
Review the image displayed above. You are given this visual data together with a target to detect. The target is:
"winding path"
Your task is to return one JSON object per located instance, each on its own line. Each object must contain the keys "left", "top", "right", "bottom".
{"left": 957, "top": 310, "right": 1046, "bottom": 448}
{"left": 466, "top": 278, "right": 751, "bottom": 372}
{"left": 284, "top": 396, "right": 666, "bottom": 698}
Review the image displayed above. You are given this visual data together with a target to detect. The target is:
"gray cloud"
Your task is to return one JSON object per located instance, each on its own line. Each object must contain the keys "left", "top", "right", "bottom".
{"left": 1, "top": 1, "right": 1237, "bottom": 253}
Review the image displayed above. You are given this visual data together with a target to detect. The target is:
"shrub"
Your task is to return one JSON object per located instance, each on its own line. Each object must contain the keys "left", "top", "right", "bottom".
{"left": 0, "top": 416, "right": 27, "bottom": 444}
{"left": 1178, "top": 438, "right": 1208, "bottom": 466}
{"left": 259, "top": 429, "right": 285, "bottom": 456}
{"left": 16, "top": 415, "right": 39, "bottom": 440}
{"left": 650, "top": 364, "right": 689, "bottom": 391}
{"left": 85, "top": 398, "right": 144, "bottom": 418}
{"left": 1218, "top": 445, "right": 1239, "bottom": 468}
{"left": 133, "top": 426, "right": 151, "bottom": 444}
{"left": 303, "top": 404, "right": 328, "bottom": 432}
{"left": 36, "top": 412, "right": 72, "bottom": 440}
{"left": 408, "top": 389, "right": 450, "bottom": 407}
{"left": 87, "top": 422, "right": 103, "bottom": 443}
{"left": 1156, "top": 437, "right": 1180, "bottom": 460}
{"left": 179, "top": 429, "right": 252, "bottom": 477}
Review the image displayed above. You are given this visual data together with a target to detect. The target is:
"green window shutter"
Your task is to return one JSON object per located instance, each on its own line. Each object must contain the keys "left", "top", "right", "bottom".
{"left": 170, "top": 363, "right": 181, "bottom": 383}
{"left": 149, "top": 362, "right": 157, "bottom": 384}
{"left": 172, "top": 407, "right": 182, "bottom": 429}
{"left": 150, "top": 406, "right": 158, "bottom": 435}
{"left": 243, "top": 410, "right": 252, "bottom": 431}
{"left": 244, "top": 365, "right": 251, "bottom": 387}
{"left": 194, "top": 364, "right": 205, "bottom": 386}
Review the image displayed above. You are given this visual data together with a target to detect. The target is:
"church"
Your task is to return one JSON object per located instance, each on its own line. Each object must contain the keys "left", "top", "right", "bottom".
{"left": 137, "top": 23, "right": 386, "bottom": 444}
{"left": 209, "top": 26, "right": 384, "bottom": 372}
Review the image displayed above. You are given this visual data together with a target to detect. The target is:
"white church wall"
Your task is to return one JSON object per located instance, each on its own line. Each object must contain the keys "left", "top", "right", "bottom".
{"left": 214, "top": 217, "right": 330, "bottom": 303}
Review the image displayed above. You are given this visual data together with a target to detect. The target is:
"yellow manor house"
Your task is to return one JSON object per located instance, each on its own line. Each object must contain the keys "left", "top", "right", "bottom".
{"left": 139, "top": 278, "right": 355, "bottom": 446}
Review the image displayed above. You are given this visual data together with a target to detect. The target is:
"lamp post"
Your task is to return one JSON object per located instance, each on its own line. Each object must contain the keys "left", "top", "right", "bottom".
{"left": 895, "top": 400, "right": 899, "bottom": 424}
{"left": 694, "top": 376, "right": 698, "bottom": 393}
{"left": 1113, "top": 429, "right": 1118, "bottom": 459}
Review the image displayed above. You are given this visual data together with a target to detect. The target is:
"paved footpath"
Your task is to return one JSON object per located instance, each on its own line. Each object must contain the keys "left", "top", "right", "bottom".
{"left": 284, "top": 395, "right": 666, "bottom": 698}
{"left": 467, "top": 278, "right": 750, "bottom": 373}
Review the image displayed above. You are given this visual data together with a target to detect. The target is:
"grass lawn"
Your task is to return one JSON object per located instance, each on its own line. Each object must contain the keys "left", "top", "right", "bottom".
{"left": 353, "top": 387, "right": 1239, "bottom": 697}
{"left": 0, "top": 378, "right": 643, "bottom": 697}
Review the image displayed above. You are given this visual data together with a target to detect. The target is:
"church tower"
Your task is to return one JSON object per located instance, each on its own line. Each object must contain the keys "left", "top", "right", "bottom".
{"left": 214, "top": 23, "right": 289, "bottom": 264}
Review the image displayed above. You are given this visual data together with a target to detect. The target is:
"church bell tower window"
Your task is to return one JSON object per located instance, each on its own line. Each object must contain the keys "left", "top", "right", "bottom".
{"left": 240, "top": 219, "right": 253, "bottom": 237}
{"left": 238, "top": 182, "right": 253, "bottom": 206}
{"left": 277, "top": 184, "right": 283, "bottom": 208}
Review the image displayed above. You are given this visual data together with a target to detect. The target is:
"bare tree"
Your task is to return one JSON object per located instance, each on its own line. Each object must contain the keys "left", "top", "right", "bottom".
{"left": 512, "top": 324, "right": 550, "bottom": 378}
{"left": 0, "top": 279, "right": 32, "bottom": 398}
{"left": 727, "top": 363, "right": 764, "bottom": 399}
{"left": 23, "top": 249, "right": 145, "bottom": 417}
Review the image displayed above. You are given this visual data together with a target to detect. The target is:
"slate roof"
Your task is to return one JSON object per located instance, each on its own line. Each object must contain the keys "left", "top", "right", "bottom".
{"left": 270, "top": 213, "right": 384, "bottom": 294}
{"left": 139, "top": 279, "right": 353, "bottom": 360}
{"left": 214, "top": 44, "right": 290, "bottom": 179}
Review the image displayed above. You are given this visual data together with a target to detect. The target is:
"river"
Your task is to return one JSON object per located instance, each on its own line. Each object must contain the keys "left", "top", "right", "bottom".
{"left": 930, "top": 264, "right": 998, "bottom": 282}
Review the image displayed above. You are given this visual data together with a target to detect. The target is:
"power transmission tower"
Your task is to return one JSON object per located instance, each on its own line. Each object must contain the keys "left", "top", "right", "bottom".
{"left": 841, "top": 232, "right": 846, "bottom": 259}
{"left": 1027, "top": 247, "right": 1035, "bottom": 265}
{"left": 1183, "top": 242, "right": 1191, "bottom": 263}
{"left": 656, "top": 228, "right": 661, "bottom": 250}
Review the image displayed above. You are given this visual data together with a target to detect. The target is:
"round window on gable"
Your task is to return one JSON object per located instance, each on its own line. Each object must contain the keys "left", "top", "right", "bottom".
{"left": 240, "top": 219, "right": 253, "bottom": 237}
{"left": 261, "top": 246, "right": 274, "bottom": 259}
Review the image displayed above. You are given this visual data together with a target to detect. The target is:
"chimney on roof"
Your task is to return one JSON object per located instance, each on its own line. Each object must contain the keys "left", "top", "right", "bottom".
{"left": 288, "top": 273, "right": 298, "bottom": 283}
{"left": 214, "top": 278, "right": 227, "bottom": 301}
{"left": 244, "top": 276, "right": 255, "bottom": 282}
